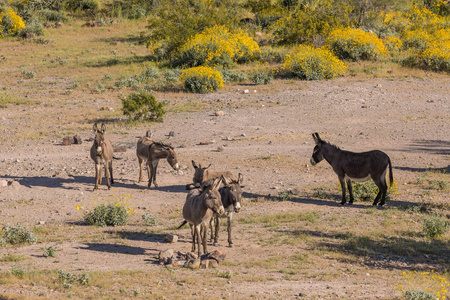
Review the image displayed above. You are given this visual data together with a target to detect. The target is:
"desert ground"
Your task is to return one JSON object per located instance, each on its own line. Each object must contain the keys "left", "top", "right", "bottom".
{"left": 0, "top": 22, "right": 449, "bottom": 300}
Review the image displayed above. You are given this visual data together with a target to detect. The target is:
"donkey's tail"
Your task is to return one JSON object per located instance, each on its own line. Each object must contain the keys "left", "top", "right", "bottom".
{"left": 388, "top": 156, "right": 394, "bottom": 187}
{"left": 177, "top": 220, "right": 187, "bottom": 229}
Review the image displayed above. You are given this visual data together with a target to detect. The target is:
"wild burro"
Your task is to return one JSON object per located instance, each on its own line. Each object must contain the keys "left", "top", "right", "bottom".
{"left": 189, "top": 160, "right": 238, "bottom": 189}
{"left": 310, "top": 133, "right": 393, "bottom": 206}
{"left": 210, "top": 174, "right": 244, "bottom": 247}
{"left": 180, "top": 177, "right": 225, "bottom": 257}
{"left": 145, "top": 141, "right": 179, "bottom": 188}
{"left": 90, "top": 123, "right": 115, "bottom": 190}
{"left": 136, "top": 130, "right": 154, "bottom": 183}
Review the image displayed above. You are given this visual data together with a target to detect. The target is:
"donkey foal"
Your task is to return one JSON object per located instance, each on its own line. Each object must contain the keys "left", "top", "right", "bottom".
{"left": 136, "top": 130, "right": 154, "bottom": 182}
{"left": 189, "top": 160, "right": 238, "bottom": 189}
{"left": 310, "top": 133, "right": 393, "bottom": 206}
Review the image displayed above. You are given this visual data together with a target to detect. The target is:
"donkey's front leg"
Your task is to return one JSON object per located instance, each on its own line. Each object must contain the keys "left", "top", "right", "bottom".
{"left": 94, "top": 163, "right": 101, "bottom": 190}
{"left": 338, "top": 177, "right": 347, "bottom": 205}
{"left": 213, "top": 215, "right": 220, "bottom": 246}
{"left": 104, "top": 162, "right": 111, "bottom": 190}
{"left": 227, "top": 214, "right": 233, "bottom": 247}
{"left": 346, "top": 178, "right": 354, "bottom": 204}
{"left": 150, "top": 160, "right": 159, "bottom": 188}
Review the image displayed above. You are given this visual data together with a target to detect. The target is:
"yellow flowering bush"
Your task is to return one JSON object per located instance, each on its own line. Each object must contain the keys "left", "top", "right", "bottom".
{"left": 175, "top": 25, "right": 260, "bottom": 68}
{"left": 283, "top": 45, "right": 347, "bottom": 80}
{"left": 396, "top": 270, "right": 449, "bottom": 300}
{"left": 180, "top": 66, "right": 224, "bottom": 93}
{"left": 383, "top": 36, "right": 403, "bottom": 53}
{"left": 420, "top": 40, "right": 450, "bottom": 71}
{"left": 0, "top": 7, "right": 26, "bottom": 38}
{"left": 327, "top": 28, "right": 388, "bottom": 61}
{"left": 402, "top": 29, "right": 434, "bottom": 52}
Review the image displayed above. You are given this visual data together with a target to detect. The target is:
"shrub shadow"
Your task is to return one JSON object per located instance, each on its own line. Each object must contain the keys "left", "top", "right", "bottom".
{"left": 78, "top": 243, "right": 146, "bottom": 255}
{"left": 280, "top": 229, "right": 450, "bottom": 271}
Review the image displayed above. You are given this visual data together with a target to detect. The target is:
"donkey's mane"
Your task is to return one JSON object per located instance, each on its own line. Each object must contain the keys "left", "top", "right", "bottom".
{"left": 322, "top": 140, "right": 341, "bottom": 150}
{"left": 153, "top": 141, "right": 172, "bottom": 148}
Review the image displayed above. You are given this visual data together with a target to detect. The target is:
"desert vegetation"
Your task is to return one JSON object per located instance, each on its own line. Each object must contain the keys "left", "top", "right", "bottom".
{"left": 0, "top": 0, "right": 449, "bottom": 299}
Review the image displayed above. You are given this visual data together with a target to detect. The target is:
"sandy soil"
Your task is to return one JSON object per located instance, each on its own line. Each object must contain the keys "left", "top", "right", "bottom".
{"left": 0, "top": 77, "right": 449, "bottom": 299}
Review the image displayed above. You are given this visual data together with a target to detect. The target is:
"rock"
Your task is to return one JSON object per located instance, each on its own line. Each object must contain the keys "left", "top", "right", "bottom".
{"left": 214, "top": 111, "right": 225, "bottom": 117}
{"left": 291, "top": 188, "right": 301, "bottom": 195}
{"left": 243, "top": 89, "right": 250, "bottom": 94}
{"left": 55, "top": 22, "right": 62, "bottom": 28}
{"left": 73, "top": 134, "right": 82, "bottom": 144}
{"left": 164, "top": 234, "right": 178, "bottom": 243}
{"left": 208, "top": 259, "right": 219, "bottom": 268}
{"left": 200, "top": 259, "right": 210, "bottom": 269}
{"left": 199, "top": 141, "right": 210, "bottom": 145}
{"left": 168, "top": 131, "right": 175, "bottom": 137}
{"left": 217, "top": 146, "right": 224, "bottom": 152}
{"left": 0, "top": 180, "right": 8, "bottom": 187}
{"left": 206, "top": 250, "right": 226, "bottom": 263}
{"left": 158, "top": 249, "right": 174, "bottom": 265}
{"left": 62, "top": 136, "right": 74, "bottom": 145}
{"left": 184, "top": 258, "right": 201, "bottom": 269}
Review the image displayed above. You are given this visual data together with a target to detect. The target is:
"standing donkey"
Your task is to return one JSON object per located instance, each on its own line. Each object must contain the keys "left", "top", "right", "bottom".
{"left": 210, "top": 174, "right": 244, "bottom": 247}
{"left": 136, "top": 130, "right": 154, "bottom": 183}
{"left": 180, "top": 177, "right": 225, "bottom": 256}
{"left": 310, "top": 133, "right": 393, "bottom": 206}
{"left": 90, "top": 123, "right": 114, "bottom": 190}
{"left": 147, "top": 142, "right": 179, "bottom": 188}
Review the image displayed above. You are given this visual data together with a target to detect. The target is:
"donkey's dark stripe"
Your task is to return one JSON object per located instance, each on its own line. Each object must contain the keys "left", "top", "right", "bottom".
{"left": 310, "top": 133, "right": 393, "bottom": 206}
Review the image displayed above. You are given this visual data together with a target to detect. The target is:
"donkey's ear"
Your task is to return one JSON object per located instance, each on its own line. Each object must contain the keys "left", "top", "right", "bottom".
{"left": 238, "top": 173, "right": 244, "bottom": 185}
{"left": 146, "top": 130, "right": 154, "bottom": 139}
{"left": 222, "top": 176, "right": 232, "bottom": 186}
{"left": 312, "top": 133, "right": 320, "bottom": 145}
{"left": 212, "top": 177, "right": 222, "bottom": 191}
{"left": 204, "top": 164, "right": 212, "bottom": 170}
{"left": 101, "top": 123, "right": 106, "bottom": 134}
{"left": 192, "top": 160, "right": 199, "bottom": 169}
{"left": 93, "top": 123, "right": 98, "bottom": 132}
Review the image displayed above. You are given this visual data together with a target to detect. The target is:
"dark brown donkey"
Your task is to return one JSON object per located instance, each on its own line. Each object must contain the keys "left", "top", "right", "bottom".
{"left": 147, "top": 142, "right": 179, "bottom": 188}
{"left": 180, "top": 177, "right": 225, "bottom": 256}
{"left": 136, "top": 130, "right": 154, "bottom": 182}
{"left": 90, "top": 123, "right": 114, "bottom": 190}
{"left": 310, "top": 133, "right": 393, "bottom": 206}
{"left": 210, "top": 174, "right": 244, "bottom": 247}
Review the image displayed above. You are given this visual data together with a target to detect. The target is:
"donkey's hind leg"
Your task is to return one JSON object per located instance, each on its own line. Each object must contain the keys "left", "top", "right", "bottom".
{"left": 109, "top": 160, "right": 114, "bottom": 186}
{"left": 372, "top": 177, "right": 386, "bottom": 206}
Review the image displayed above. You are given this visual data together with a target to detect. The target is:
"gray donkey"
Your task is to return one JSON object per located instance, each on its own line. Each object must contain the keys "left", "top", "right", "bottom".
{"left": 210, "top": 173, "right": 244, "bottom": 247}
{"left": 90, "top": 123, "right": 114, "bottom": 190}
{"left": 147, "top": 141, "right": 179, "bottom": 188}
{"left": 136, "top": 130, "right": 154, "bottom": 183}
{"left": 179, "top": 177, "right": 225, "bottom": 256}
{"left": 310, "top": 133, "right": 393, "bottom": 206}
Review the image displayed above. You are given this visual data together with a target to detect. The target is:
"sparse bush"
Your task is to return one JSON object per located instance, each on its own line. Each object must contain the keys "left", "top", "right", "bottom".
{"left": 65, "top": 0, "right": 99, "bottom": 12}
{"left": 84, "top": 203, "right": 129, "bottom": 226}
{"left": 38, "top": 9, "right": 67, "bottom": 22}
{"left": 429, "top": 179, "right": 449, "bottom": 190}
{"left": 21, "top": 70, "right": 36, "bottom": 79}
{"left": 163, "top": 69, "right": 181, "bottom": 83}
{"left": 142, "top": 213, "right": 158, "bottom": 227}
{"left": 404, "top": 289, "right": 438, "bottom": 300}
{"left": 220, "top": 69, "right": 247, "bottom": 83}
{"left": 42, "top": 245, "right": 57, "bottom": 258}
{"left": 252, "top": 71, "right": 272, "bottom": 85}
{"left": 140, "top": 66, "right": 159, "bottom": 81}
{"left": 423, "top": 215, "right": 448, "bottom": 238}
{"left": 259, "top": 46, "right": 290, "bottom": 64}
{"left": 0, "top": 224, "right": 37, "bottom": 245}
{"left": 18, "top": 19, "right": 44, "bottom": 37}
{"left": 180, "top": 66, "right": 224, "bottom": 94}
{"left": 327, "top": 28, "right": 388, "bottom": 61}
{"left": 11, "top": 265, "right": 25, "bottom": 278}
{"left": 351, "top": 180, "right": 397, "bottom": 202}
{"left": 121, "top": 91, "right": 166, "bottom": 122}
{"left": 283, "top": 45, "right": 347, "bottom": 80}
{"left": 174, "top": 25, "right": 260, "bottom": 68}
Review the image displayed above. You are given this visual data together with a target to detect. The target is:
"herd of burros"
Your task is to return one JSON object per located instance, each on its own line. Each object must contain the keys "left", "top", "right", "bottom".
{"left": 91, "top": 123, "right": 394, "bottom": 256}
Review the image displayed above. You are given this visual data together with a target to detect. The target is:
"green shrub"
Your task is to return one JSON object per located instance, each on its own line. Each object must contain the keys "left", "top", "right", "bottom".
{"left": 423, "top": 215, "right": 448, "bottom": 238}
{"left": 65, "top": 0, "right": 99, "bottom": 12}
{"left": 121, "top": 92, "right": 166, "bottom": 122}
{"left": 0, "top": 224, "right": 37, "bottom": 245}
{"left": 42, "top": 245, "right": 57, "bottom": 258}
{"left": 84, "top": 203, "right": 129, "bottom": 226}
{"left": 283, "top": 45, "right": 347, "bottom": 80}
{"left": 404, "top": 289, "right": 439, "bottom": 300}
{"left": 252, "top": 71, "right": 272, "bottom": 85}
{"left": 174, "top": 25, "right": 260, "bottom": 68}
{"left": 327, "top": 28, "right": 388, "bottom": 61}
{"left": 0, "top": 7, "right": 26, "bottom": 37}
{"left": 38, "top": 9, "right": 67, "bottom": 22}
{"left": 180, "top": 66, "right": 224, "bottom": 94}
{"left": 351, "top": 180, "right": 397, "bottom": 202}
{"left": 139, "top": 66, "right": 160, "bottom": 81}
{"left": 143, "top": 0, "right": 243, "bottom": 60}
{"left": 220, "top": 69, "right": 247, "bottom": 83}
{"left": 142, "top": 213, "right": 158, "bottom": 227}
{"left": 163, "top": 69, "right": 181, "bottom": 83}
{"left": 259, "top": 46, "right": 290, "bottom": 64}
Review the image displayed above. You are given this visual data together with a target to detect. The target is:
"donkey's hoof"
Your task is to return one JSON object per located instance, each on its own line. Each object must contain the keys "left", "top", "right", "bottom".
{"left": 340, "top": 202, "right": 346, "bottom": 205}
{"left": 228, "top": 244, "right": 233, "bottom": 248}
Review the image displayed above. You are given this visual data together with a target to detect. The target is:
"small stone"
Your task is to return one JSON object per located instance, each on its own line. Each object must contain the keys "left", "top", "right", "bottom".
{"left": 243, "top": 89, "right": 249, "bottom": 94}
{"left": 159, "top": 249, "right": 174, "bottom": 264}
{"left": 208, "top": 259, "right": 219, "bottom": 268}
{"left": 0, "top": 180, "right": 8, "bottom": 187}
{"left": 217, "top": 146, "right": 224, "bottom": 152}
{"left": 206, "top": 250, "right": 226, "bottom": 263}
{"left": 164, "top": 235, "right": 178, "bottom": 243}
{"left": 185, "top": 258, "right": 201, "bottom": 269}
{"left": 199, "top": 141, "right": 210, "bottom": 145}
{"left": 200, "top": 259, "right": 210, "bottom": 269}
{"left": 168, "top": 131, "right": 175, "bottom": 137}
{"left": 214, "top": 111, "right": 225, "bottom": 117}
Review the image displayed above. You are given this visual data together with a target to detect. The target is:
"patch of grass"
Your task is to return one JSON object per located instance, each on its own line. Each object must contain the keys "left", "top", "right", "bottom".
{"left": 0, "top": 92, "right": 40, "bottom": 108}
{"left": 0, "top": 253, "right": 26, "bottom": 262}
{"left": 240, "top": 211, "right": 319, "bottom": 227}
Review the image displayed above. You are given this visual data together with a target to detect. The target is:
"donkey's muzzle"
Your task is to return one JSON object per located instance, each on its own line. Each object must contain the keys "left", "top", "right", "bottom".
{"left": 234, "top": 202, "right": 241, "bottom": 213}
{"left": 217, "top": 206, "right": 225, "bottom": 216}
{"left": 310, "top": 157, "right": 317, "bottom": 166}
